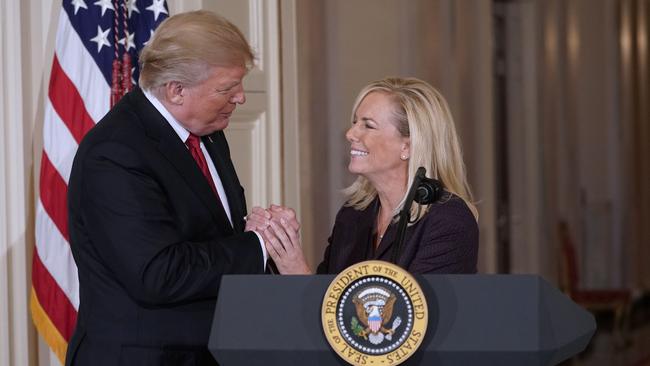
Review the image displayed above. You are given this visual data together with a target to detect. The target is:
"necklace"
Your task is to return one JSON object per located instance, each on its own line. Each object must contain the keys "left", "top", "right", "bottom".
{"left": 376, "top": 205, "right": 391, "bottom": 242}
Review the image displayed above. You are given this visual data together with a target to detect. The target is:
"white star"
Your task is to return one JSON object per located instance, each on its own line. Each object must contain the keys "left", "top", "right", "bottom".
{"left": 131, "top": 66, "right": 137, "bottom": 85}
{"left": 143, "top": 29, "right": 154, "bottom": 46}
{"left": 90, "top": 25, "right": 111, "bottom": 53}
{"left": 118, "top": 30, "right": 136, "bottom": 51}
{"left": 93, "top": 0, "right": 114, "bottom": 16}
{"left": 146, "top": 0, "right": 167, "bottom": 21}
{"left": 71, "top": 0, "right": 88, "bottom": 15}
{"left": 126, "top": 0, "right": 140, "bottom": 17}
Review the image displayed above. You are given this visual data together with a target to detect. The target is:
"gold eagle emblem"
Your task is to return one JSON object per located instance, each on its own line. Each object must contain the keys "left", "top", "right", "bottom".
{"left": 351, "top": 286, "right": 400, "bottom": 344}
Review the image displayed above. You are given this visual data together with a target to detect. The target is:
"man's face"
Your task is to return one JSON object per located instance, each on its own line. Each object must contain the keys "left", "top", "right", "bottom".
{"left": 177, "top": 65, "right": 247, "bottom": 136}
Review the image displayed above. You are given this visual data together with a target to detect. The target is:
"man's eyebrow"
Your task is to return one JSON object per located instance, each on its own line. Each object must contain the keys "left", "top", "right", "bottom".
{"left": 217, "top": 81, "right": 240, "bottom": 90}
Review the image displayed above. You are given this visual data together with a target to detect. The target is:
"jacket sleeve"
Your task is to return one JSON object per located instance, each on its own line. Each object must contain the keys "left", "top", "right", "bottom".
{"left": 74, "top": 140, "right": 263, "bottom": 307}
{"left": 316, "top": 235, "right": 334, "bottom": 274}
{"left": 315, "top": 206, "right": 352, "bottom": 274}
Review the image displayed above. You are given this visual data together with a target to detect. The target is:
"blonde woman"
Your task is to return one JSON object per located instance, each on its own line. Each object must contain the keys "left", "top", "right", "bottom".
{"left": 247, "top": 77, "right": 478, "bottom": 274}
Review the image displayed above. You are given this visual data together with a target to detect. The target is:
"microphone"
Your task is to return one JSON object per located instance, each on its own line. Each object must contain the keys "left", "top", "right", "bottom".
{"left": 390, "top": 167, "right": 443, "bottom": 264}
{"left": 414, "top": 176, "right": 442, "bottom": 205}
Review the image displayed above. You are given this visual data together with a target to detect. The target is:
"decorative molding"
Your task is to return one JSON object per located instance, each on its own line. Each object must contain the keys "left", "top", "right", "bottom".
{"left": 264, "top": 0, "right": 282, "bottom": 205}
{"left": 279, "top": 0, "right": 301, "bottom": 220}
{"left": 243, "top": 0, "right": 268, "bottom": 92}
{"left": 248, "top": 0, "right": 264, "bottom": 71}
{"left": 226, "top": 114, "right": 266, "bottom": 207}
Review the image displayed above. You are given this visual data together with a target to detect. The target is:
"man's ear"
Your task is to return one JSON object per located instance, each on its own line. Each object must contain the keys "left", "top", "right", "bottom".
{"left": 164, "top": 81, "right": 184, "bottom": 105}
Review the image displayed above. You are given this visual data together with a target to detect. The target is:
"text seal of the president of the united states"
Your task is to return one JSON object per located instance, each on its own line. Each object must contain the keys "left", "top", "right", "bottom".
{"left": 321, "top": 260, "right": 428, "bottom": 365}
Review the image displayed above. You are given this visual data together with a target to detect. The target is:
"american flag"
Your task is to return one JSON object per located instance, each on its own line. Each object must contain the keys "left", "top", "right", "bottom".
{"left": 30, "top": 0, "right": 167, "bottom": 363}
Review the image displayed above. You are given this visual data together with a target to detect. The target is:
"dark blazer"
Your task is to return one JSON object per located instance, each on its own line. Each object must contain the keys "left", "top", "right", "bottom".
{"left": 316, "top": 194, "right": 478, "bottom": 274}
{"left": 65, "top": 88, "right": 263, "bottom": 366}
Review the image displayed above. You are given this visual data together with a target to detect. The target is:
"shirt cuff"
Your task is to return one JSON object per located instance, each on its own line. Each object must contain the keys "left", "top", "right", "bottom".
{"left": 252, "top": 230, "right": 268, "bottom": 270}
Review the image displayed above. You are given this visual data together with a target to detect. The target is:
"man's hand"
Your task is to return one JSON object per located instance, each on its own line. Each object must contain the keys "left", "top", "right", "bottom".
{"left": 268, "top": 204, "right": 300, "bottom": 231}
{"left": 245, "top": 204, "right": 300, "bottom": 232}
{"left": 244, "top": 206, "right": 272, "bottom": 232}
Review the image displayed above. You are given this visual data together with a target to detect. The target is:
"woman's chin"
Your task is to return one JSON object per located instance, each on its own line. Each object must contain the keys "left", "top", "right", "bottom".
{"left": 347, "top": 163, "right": 360, "bottom": 175}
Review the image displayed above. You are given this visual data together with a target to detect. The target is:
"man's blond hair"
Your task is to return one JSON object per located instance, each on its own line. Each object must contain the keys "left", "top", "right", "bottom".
{"left": 139, "top": 10, "right": 254, "bottom": 96}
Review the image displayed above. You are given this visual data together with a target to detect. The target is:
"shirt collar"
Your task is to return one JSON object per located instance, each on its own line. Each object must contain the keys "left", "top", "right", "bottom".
{"left": 143, "top": 89, "right": 190, "bottom": 143}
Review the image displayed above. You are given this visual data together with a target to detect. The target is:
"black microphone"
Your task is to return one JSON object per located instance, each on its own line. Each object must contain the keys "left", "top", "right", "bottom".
{"left": 390, "top": 167, "right": 443, "bottom": 265}
{"left": 414, "top": 176, "right": 442, "bottom": 205}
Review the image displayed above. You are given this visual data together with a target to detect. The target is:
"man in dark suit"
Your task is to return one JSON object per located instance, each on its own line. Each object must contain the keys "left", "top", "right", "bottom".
{"left": 66, "top": 11, "right": 269, "bottom": 365}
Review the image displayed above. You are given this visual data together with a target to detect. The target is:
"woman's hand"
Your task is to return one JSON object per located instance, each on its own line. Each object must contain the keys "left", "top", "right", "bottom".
{"left": 263, "top": 218, "right": 311, "bottom": 274}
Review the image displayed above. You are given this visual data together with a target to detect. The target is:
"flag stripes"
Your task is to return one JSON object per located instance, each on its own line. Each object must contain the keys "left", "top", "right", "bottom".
{"left": 39, "top": 153, "right": 70, "bottom": 241}
{"left": 43, "top": 102, "right": 77, "bottom": 184}
{"left": 54, "top": 11, "right": 110, "bottom": 123}
{"left": 48, "top": 57, "right": 96, "bottom": 143}
{"left": 32, "top": 253, "right": 78, "bottom": 340}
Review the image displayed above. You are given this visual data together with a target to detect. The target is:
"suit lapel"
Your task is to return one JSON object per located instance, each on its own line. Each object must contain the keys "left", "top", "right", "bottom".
{"left": 129, "top": 88, "right": 233, "bottom": 232}
{"left": 202, "top": 131, "right": 246, "bottom": 233}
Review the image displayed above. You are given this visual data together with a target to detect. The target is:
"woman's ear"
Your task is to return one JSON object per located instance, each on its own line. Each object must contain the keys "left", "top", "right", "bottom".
{"left": 401, "top": 140, "right": 411, "bottom": 160}
{"left": 164, "top": 81, "right": 184, "bottom": 105}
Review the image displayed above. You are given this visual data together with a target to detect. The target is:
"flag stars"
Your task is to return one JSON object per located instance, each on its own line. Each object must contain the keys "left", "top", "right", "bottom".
{"left": 119, "top": 30, "right": 136, "bottom": 52}
{"left": 146, "top": 0, "right": 168, "bottom": 21}
{"left": 71, "top": 0, "right": 88, "bottom": 15}
{"left": 126, "top": 0, "right": 140, "bottom": 17}
{"left": 90, "top": 25, "right": 111, "bottom": 53}
{"left": 143, "top": 29, "right": 155, "bottom": 46}
{"left": 131, "top": 66, "right": 137, "bottom": 85}
{"left": 93, "top": 0, "right": 114, "bottom": 16}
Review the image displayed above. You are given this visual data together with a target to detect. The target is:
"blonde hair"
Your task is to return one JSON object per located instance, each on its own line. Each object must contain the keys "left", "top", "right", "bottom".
{"left": 343, "top": 77, "right": 478, "bottom": 221}
{"left": 139, "top": 10, "right": 254, "bottom": 95}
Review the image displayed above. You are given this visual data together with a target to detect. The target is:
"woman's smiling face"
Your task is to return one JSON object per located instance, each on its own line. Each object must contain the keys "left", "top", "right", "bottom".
{"left": 345, "top": 92, "right": 410, "bottom": 182}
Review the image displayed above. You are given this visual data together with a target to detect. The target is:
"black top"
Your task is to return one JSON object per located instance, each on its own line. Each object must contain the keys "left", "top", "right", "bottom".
{"left": 316, "top": 193, "right": 479, "bottom": 274}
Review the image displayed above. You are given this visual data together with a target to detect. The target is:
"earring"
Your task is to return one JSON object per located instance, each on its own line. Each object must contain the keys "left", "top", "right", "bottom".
{"left": 401, "top": 155, "right": 408, "bottom": 160}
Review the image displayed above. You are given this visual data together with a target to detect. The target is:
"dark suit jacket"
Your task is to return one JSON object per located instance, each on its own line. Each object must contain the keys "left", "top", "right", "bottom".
{"left": 316, "top": 194, "right": 478, "bottom": 274}
{"left": 65, "top": 88, "right": 263, "bottom": 366}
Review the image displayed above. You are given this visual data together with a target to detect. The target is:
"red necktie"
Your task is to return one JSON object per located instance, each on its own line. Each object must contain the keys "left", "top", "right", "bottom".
{"left": 186, "top": 134, "right": 220, "bottom": 201}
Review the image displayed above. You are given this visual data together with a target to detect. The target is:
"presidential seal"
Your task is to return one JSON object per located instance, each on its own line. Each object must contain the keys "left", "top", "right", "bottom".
{"left": 321, "top": 260, "right": 428, "bottom": 365}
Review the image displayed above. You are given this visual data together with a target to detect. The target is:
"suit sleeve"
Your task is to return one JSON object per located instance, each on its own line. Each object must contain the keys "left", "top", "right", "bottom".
{"left": 76, "top": 140, "right": 263, "bottom": 306}
{"left": 407, "top": 201, "right": 479, "bottom": 274}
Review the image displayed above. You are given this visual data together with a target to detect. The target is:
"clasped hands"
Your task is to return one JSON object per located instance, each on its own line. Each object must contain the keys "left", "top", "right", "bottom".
{"left": 244, "top": 205, "right": 311, "bottom": 274}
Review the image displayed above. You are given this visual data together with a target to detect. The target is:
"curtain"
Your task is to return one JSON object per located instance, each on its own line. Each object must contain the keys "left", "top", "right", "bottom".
{"left": 621, "top": 0, "right": 650, "bottom": 289}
